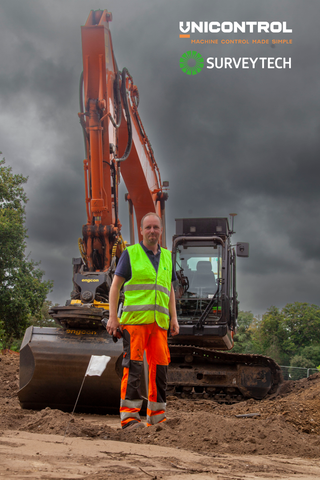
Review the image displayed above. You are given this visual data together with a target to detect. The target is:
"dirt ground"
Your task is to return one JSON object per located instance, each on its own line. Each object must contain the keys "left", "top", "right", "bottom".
{"left": 2, "top": 352, "right": 320, "bottom": 479}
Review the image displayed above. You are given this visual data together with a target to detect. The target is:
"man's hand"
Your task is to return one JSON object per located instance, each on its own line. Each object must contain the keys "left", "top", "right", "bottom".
{"left": 107, "top": 315, "right": 121, "bottom": 337}
{"left": 170, "top": 317, "right": 179, "bottom": 336}
{"left": 107, "top": 275, "right": 125, "bottom": 337}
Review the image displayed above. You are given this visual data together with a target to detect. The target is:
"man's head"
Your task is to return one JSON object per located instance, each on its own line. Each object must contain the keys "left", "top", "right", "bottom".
{"left": 140, "top": 213, "right": 163, "bottom": 249}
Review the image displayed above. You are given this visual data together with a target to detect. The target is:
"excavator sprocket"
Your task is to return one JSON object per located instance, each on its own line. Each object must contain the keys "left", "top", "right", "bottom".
{"left": 167, "top": 345, "right": 282, "bottom": 403}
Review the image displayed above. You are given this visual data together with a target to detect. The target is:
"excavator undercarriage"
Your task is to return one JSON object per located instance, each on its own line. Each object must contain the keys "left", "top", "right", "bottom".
{"left": 18, "top": 324, "right": 282, "bottom": 412}
{"left": 168, "top": 347, "right": 282, "bottom": 402}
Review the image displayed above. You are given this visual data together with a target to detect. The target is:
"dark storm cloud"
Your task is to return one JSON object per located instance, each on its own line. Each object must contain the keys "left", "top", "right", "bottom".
{"left": 0, "top": 0, "right": 319, "bottom": 314}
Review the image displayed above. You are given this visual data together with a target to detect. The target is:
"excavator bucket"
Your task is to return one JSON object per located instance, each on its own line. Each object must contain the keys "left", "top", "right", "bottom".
{"left": 18, "top": 326, "right": 124, "bottom": 413}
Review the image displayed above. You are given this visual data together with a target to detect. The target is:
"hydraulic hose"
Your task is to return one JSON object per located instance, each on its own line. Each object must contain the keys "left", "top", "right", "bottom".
{"left": 107, "top": 71, "right": 122, "bottom": 129}
{"left": 116, "top": 67, "right": 132, "bottom": 162}
{"left": 111, "top": 162, "right": 118, "bottom": 228}
{"left": 78, "top": 71, "right": 89, "bottom": 159}
{"left": 79, "top": 71, "right": 84, "bottom": 114}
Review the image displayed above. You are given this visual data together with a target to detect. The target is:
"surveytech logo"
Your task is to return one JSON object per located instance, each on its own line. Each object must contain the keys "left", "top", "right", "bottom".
{"left": 179, "top": 51, "right": 291, "bottom": 74}
{"left": 180, "top": 51, "right": 204, "bottom": 75}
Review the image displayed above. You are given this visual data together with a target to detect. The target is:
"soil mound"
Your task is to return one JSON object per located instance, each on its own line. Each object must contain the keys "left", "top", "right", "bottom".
{"left": 214, "top": 373, "right": 320, "bottom": 435}
{"left": 19, "top": 407, "right": 121, "bottom": 440}
{"left": 2, "top": 352, "right": 320, "bottom": 458}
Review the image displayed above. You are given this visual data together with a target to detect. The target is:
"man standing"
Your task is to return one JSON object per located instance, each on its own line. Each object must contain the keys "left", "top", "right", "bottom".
{"left": 107, "top": 212, "right": 179, "bottom": 431}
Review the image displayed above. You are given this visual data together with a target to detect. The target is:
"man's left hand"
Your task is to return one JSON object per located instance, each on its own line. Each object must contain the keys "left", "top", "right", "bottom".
{"left": 170, "top": 317, "right": 179, "bottom": 336}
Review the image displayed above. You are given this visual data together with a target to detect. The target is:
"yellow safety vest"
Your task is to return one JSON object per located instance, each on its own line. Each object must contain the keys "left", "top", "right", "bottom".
{"left": 120, "top": 244, "right": 172, "bottom": 329}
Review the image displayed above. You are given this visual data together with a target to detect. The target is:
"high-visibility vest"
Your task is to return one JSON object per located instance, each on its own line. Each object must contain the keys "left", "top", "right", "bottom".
{"left": 120, "top": 244, "right": 172, "bottom": 329}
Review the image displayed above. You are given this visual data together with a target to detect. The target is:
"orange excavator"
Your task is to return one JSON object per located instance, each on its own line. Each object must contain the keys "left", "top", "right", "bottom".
{"left": 18, "top": 10, "right": 281, "bottom": 413}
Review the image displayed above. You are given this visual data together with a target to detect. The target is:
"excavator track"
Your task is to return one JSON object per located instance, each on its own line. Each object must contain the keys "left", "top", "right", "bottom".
{"left": 167, "top": 345, "right": 282, "bottom": 403}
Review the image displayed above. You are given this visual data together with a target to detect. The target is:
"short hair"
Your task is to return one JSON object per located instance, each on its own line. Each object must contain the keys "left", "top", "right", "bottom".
{"left": 140, "top": 212, "right": 163, "bottom": 229}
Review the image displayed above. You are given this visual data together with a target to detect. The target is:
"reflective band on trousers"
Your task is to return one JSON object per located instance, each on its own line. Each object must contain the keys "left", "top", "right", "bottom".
{"left": 148, "top": 400, "right": 166, "bottom": 411}
{"left": 147, "top": 412, "right": 166, "bottom": 425}
{"left": 120, "top": 398, "right": 143, "bottom": 422}
{"left": 123, "top": 304, "right": 170, "bottom": 316}
{"left": 121, "top": 398, "right": 143, "bottom": 409}
{"left": 121, "top": 410, "right": 141, "bottom": 422}
{"left": 124, "top": 283, "right": 170, "bottom": 297}
{"left": 147, "top": 400, "right": 166, "bottom": 425}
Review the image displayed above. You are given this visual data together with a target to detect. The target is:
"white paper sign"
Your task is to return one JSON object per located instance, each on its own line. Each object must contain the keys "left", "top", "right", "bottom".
{"left": 85, "top": 355, "right": 111, "bottom": 377}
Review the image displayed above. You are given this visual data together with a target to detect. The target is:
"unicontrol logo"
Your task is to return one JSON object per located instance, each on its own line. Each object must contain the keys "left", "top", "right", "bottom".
{"left": 180, "top": 50, "right": 204, "bottom": 75}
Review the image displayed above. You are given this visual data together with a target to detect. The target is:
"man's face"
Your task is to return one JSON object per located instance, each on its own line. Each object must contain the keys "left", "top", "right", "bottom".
{"left": 141, "top": 215, "right": 162, "bottom": 247}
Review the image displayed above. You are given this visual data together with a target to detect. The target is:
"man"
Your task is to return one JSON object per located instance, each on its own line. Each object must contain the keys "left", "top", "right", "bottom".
{"left": 107, "top": 212, "right": 179, "bottom": 431}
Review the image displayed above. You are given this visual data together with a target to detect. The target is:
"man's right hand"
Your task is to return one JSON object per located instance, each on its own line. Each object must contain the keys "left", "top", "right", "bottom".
{"left": 106, "top": 315, "right": 121, "bottom": 337}
{"left": 107, "top": 275, "right": 125, "bottom": 337}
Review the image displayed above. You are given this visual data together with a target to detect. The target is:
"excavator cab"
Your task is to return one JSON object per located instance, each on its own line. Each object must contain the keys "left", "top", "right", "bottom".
{"left": 176, "top": 245, "right": 220, "bottom": 298}
{"left": 170, "top": 217, "right": 237, "bottom": 350}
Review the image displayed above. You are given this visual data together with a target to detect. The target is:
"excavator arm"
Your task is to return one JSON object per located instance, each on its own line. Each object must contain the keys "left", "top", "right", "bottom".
{"left": 79, "top": 9, "right": 167, "bottom": 277}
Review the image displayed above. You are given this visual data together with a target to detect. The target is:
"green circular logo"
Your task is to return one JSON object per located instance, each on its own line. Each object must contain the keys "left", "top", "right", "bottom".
{"left": 180, "top": 51, "right": 204, "bottom": 75}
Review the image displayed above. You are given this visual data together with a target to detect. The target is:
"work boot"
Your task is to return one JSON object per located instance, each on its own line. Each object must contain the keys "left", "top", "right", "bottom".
{"left": 122, "top": 420, "right": 145, "bottom": 432}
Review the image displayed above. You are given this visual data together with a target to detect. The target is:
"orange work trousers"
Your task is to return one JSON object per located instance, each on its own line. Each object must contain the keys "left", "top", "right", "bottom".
{"left": 120, "top": 322, "right": 170, "bottom": 428}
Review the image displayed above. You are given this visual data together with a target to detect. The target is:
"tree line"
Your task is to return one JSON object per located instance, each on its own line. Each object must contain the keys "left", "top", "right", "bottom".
{"left": 0, "top": 156, "right": 53, "bottom": 350}
{"left": 233, "top": 304, "right": 320, "bottom": 370}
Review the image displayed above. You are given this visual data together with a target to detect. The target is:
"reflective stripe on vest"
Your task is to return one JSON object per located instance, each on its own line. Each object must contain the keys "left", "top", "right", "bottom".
{"left": 120, "top": 244, "right": 172, "bottom": 329}
{"left": 124, "top": 283, "right": 170, "bottom": 297}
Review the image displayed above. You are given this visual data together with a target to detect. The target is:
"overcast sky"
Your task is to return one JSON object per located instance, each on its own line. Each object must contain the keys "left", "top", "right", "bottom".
{"left": 0, "top": 0, "right": 319, "bottom": 316}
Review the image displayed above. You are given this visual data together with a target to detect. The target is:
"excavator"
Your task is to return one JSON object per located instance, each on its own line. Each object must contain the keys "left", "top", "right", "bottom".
{"left": 18, "top": 10, "right": 282, "bottom": 413}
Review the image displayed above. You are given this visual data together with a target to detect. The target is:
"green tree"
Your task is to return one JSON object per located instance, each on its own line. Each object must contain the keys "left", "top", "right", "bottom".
{"left": 290, "top": 355, "right": 312, "bottom": 369}
{"left": 282, "top": 302, "right": 320, "bottom": 351}
{"left": 250, "top": 302, "right": 320, "bottom": 366}
{"left": 289, "top": 345, "right": 320, "bottom": 372}
{"left": 233, "top": 310, "right": 256, "bottom": 353}
{"left": 298, "top": 345, "right": 320, "bottom": 367}
{"left": 231, "top": 303, "right": 320, "bottom": 369}
{"left": 250, "top": 306, "right": 290, "bottom": 364}
{"left": 0, "top": 156, "right": 53, "bottom": 349}
{"left": 289, "top": 354, "right": 317, "bottom": 380}
{"left": 29, "top": 299, "right": 58, "bottom": 328}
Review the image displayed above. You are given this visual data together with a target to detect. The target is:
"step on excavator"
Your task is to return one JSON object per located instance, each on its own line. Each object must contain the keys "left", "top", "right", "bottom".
{"left": 18, "top": 10, "right": 282, "bottom": 413}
